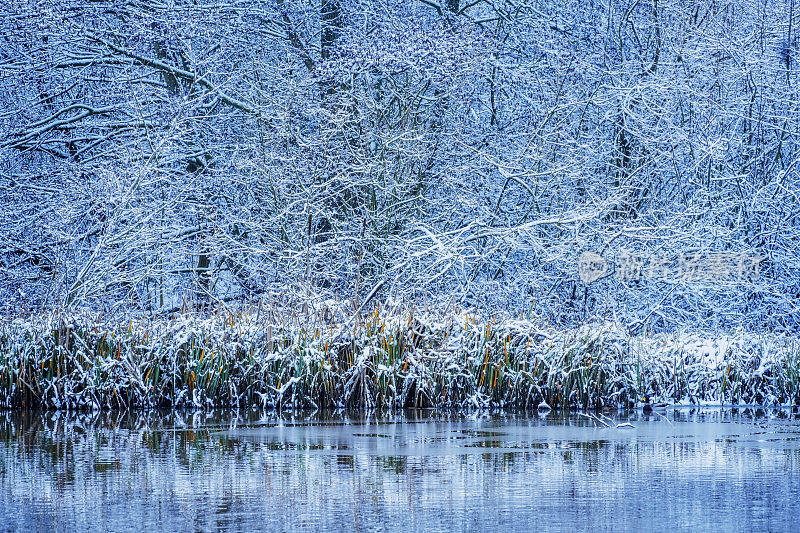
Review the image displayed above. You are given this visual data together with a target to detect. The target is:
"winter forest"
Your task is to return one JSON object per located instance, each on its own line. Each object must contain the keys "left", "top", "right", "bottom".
{"left": 2, "top": 0, "right": 800, "bottom": 333}
{"left": 2, "top": 0, "right": 800, "bottom": 413}
{"left": 5, "top": 5, "right": 800, "bottom": 527}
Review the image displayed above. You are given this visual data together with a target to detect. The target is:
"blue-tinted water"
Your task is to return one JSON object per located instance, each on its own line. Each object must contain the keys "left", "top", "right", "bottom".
{"left": 1, "top": 409, "right": 798, "bottom": 532}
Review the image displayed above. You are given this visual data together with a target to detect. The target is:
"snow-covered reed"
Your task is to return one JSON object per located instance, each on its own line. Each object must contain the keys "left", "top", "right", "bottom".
{"left": 1, "top": 306, "right": 797, "bottom": 410}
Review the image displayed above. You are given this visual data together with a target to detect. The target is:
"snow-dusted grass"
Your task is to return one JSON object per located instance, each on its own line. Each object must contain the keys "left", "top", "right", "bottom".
{"left": 0, "top": 307, "right": 798, "bottom": 410}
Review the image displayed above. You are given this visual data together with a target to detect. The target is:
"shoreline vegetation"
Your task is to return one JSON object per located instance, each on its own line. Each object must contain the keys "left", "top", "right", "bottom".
{"left": 1, "top": 304, "right": 798, "bottom": 411}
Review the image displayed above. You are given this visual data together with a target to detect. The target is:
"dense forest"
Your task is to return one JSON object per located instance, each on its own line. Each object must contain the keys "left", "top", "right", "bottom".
{"left": 2, "top": 0, "right": 799, "bottom": 332}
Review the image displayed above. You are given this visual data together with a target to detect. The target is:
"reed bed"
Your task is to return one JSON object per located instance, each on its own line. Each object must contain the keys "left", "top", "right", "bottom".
{"left": 0, "top": 306, "right": 798, "bottom": 410}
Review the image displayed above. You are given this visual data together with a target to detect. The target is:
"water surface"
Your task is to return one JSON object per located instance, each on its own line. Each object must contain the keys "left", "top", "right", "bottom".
{"left": 1, "top": 408, "right": 798, "bottom": 532}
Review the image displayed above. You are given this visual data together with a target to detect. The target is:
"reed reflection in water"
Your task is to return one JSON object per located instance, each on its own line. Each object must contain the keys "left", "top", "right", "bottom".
{"left": 1, "top": 408, "right": 799, "bottom": 532}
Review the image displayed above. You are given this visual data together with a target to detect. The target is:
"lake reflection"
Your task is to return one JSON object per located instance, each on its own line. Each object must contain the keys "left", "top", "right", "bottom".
{"left": 1, "top": 409, "right": 799, "bottom": 532}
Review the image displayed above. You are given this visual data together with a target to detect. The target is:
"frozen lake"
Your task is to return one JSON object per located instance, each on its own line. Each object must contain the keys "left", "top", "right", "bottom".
{"left": 1, "top": 409, "right": 799, "bottom": 532}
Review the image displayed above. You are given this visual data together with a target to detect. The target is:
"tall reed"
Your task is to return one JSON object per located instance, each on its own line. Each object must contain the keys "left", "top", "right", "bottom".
{"left": 0, "top": 307, "right": 797, "bottom": 410}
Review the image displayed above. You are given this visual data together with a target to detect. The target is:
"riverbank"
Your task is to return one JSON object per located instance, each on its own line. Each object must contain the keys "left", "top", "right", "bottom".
{"left": 1, "top": 307, "right": 798, "bottom": 410}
